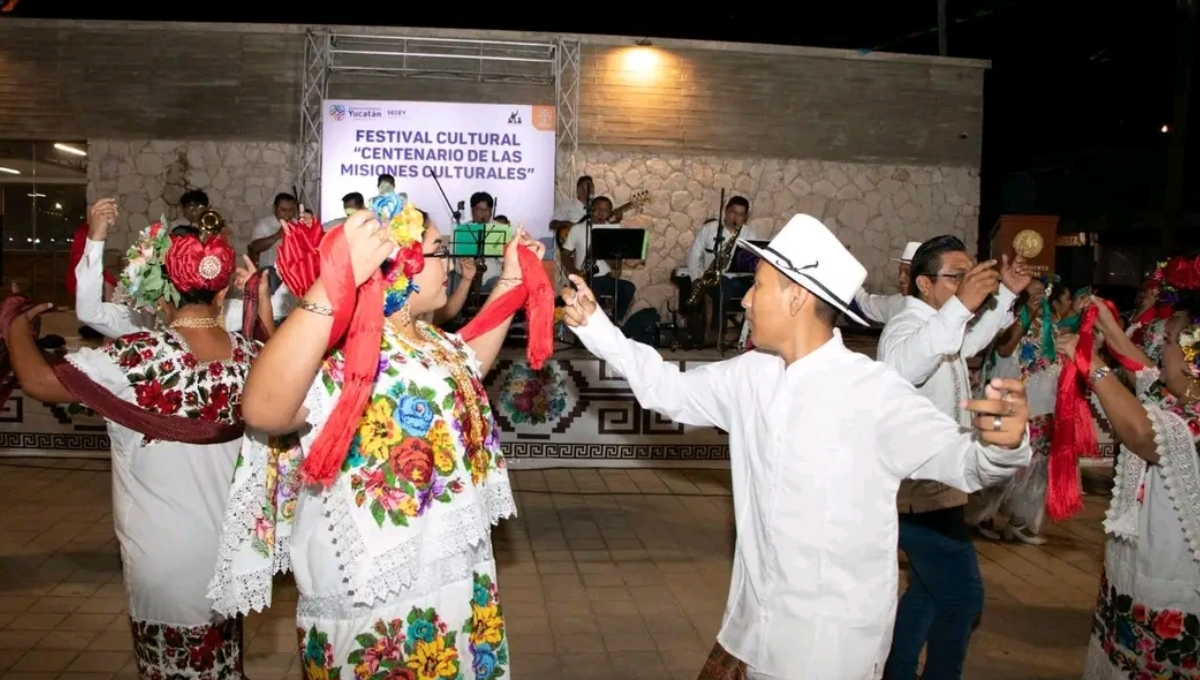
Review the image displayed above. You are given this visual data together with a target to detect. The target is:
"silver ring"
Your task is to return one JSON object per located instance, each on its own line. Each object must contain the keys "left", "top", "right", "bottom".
{"left": 992, "top": 416, "right": 1003, "bottom": 432}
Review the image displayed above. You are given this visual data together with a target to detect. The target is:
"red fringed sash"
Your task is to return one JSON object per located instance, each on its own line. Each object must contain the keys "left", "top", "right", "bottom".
{"left": 1048, "top": 300, "right": 1143, "bottom": 520}
{"left": 0, "top": 296, "right": 40, "bottom": 408}
{"left": 458, "top": 245, "right": 554, "bottom": 367}
{"left": 0, "top": 293, "right": 250, "bottom": 445}
{"left": 49, "top": 359, "right": 244, "bottom": 444}
{"left": 240, "top": 270, "right": 269, "bottom": 342}
{"left": 287, "top": 224, "right": 554, "bottom": 487}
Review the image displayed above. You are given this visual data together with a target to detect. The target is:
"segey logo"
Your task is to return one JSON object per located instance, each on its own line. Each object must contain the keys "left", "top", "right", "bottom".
{"left": 386, "top": 109, "right": 407, "bottom": 119}
{"left": 507, "top": 110, "right": 522, "bottom": 125}
{"left": 328, "top": 104, "right": 347, "bottom": 121}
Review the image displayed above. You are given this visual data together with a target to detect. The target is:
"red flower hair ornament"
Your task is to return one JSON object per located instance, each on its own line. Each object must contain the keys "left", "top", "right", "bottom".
{"left": 165, "top": 234, "right": 236, "bottom": 296}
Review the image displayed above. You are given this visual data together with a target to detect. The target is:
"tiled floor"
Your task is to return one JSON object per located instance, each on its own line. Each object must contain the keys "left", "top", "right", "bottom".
{"left": 0, "top": 457, "right": 1106, "bottom": 680}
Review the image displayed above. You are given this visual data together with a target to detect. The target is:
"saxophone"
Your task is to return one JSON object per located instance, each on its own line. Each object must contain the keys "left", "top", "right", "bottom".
{"left": 687, "top": 222, "right": 741, "bottom": 307}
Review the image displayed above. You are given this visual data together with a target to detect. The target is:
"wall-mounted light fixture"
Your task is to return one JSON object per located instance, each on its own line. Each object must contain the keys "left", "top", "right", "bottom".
{"left": 622, "top": 42, "right": 660, "bottom": 76}
{"left": 0, "top": 166, "right": 19, "bottom": 175}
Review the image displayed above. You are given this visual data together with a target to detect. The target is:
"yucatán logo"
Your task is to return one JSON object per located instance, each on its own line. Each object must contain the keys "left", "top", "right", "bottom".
{"left": 507, "top": 110, "right": 522, "bottom": 124}
{"left": 328, "top": 104, "right": 347, "bottom": 121}
{"left": 346, "top": 106, "right": 381, "bottom": 119}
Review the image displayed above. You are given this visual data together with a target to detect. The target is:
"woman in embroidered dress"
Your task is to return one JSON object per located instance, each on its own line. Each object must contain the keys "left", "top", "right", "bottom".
{"left": 230, "top": 197, "right": 550, "bottom": 680}
{"left": 974, "top": 277, "right": 1076, "bottom": 544}
{"left": 1070, "top": 292, "right": 1200, "bottom": 678}
{"left": 3, "top": 226, "right": 272, "bottom": 680}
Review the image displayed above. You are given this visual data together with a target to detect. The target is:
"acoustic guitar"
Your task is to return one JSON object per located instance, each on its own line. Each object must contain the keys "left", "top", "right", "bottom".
{"left": 555, "top": 190, "right": 649, "bottom": 248}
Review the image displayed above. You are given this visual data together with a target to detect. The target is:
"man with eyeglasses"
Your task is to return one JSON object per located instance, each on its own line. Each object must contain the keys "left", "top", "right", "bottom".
{"left": 877, "top": 235, "right": 1031, "bottom": 680}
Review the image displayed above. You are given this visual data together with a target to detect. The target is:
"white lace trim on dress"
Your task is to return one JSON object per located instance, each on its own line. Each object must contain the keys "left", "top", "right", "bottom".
{"left": 206, "top": 434, "right": 298, "bottom": 617}
{"left": 327, "top": 472, "right": 516, "bottom": 608}
{"left": 1151, "top": 406, "right": 1200, "bottom": 569}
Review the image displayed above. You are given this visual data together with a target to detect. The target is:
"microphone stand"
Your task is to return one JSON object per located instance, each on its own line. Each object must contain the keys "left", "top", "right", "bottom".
{"left": 430, "top": 170, "right": 462, "bottom": 225}
{"left": 429, "top": 171, "right": 479, "bottom": 316}
{"left": 710, "top": 190, "right": 726, "bottom": 350}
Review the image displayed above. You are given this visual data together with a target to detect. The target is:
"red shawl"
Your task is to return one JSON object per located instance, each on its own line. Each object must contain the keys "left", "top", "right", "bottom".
{"left": 277, "top": 221, "right": 554, "bottom": 487}
{"left": 0, "top": 292, "right": 253, "bottom": 445}
{"left": 1048, "top": 299, "right": 1143, "bottom": 520}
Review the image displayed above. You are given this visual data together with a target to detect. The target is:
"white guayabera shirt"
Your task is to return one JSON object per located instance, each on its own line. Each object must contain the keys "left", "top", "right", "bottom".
{"left": 853, "top": 290, "right": 907, "bottom": 325}
{"left": 570, "top": 308, "right": 1030, "bottom": 680}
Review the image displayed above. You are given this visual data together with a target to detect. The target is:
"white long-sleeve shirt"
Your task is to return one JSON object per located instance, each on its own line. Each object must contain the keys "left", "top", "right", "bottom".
{"left": 879, "top": 287, "right": 1018, "bottom": 396}
{"left": 854, "top": 290, "right": 907, "bottom": 324}
{"left": 686, "top": 220, "right": 761, "bottom": 279}
{"left": 74, "top": 239, "right": 288, "bottom": 337}
{"left": 570, "top": 308, "right": 1030, "bottom": 679}
{"left": 75, "top": 239, "right": 157, "bottom": 338}
{"left": 878, "top": 287, "right": 1018, "bottom": 512}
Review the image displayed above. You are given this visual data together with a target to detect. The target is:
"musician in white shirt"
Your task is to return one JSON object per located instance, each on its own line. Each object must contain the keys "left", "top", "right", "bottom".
{"left": 247, "top": 192, "right": 298, "bottom": 270}
{"left": 550, "top": 174, "right": 591, "bottom": 232}
{"left": 876, "top": 235, "right": 1030, "bottom": 680}
{"left": 559, "top": 196, "right": 637, "bottom": 321}
{"left": 686, "top": 196, "right": 760, "bottom": 334}
{"left": 562, "top": 214, "right": 1031, "bottom": 680}
{"left": 853, "top": 240, "right": 921, "bottom": 324}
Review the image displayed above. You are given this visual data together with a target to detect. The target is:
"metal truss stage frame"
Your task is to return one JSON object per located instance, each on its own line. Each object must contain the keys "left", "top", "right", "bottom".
{"left": 296, "top": 30, "right": 581, "bottom": 210}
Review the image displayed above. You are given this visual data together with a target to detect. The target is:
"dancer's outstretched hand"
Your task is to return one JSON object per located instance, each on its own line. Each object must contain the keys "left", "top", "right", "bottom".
{"left": 561, "top": 275, "right": 597, "bottom": 327}
{"left": 965, "top": 377, "right": 1030, "bottom": 449}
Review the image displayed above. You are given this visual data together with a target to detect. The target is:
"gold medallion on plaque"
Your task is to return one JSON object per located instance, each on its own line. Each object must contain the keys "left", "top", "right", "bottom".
{"left": 1012, "top": 229, "right": 1044, "bottom": 259}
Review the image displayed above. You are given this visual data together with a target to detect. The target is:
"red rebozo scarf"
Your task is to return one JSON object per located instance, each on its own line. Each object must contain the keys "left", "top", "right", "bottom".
{"left": 0, "top": 296, "right": 41, "bottom": 408}
{"left": 240, "top": 270, "right": 269, "bottom": 342}
{"left": 1048, "top": 299, "right": 1144, "bottom": 520}
{"left": 278, "top": 222, "right": 554, "bottom": 487}
{"left": 0, "top": 295, "right": 249, "bottom": 445}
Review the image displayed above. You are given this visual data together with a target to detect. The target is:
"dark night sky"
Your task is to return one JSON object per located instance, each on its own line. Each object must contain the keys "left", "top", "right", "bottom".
{"left": 4, "top": 0, "right": 1191, "bottom": 218}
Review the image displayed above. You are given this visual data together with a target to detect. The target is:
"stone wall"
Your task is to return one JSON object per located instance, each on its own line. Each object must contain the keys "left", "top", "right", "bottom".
{"left": 84, "top": 140, "right": 979, "bottom": 317}
{"left": 572, "top": 149, "right": 980, "bottom": 314}
{"left": 86, "top": 139, "right": 298, "bottom": 254}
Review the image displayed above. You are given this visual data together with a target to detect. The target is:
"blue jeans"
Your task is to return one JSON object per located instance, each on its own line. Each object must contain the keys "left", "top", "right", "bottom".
{"left": 590, "top": 274, "right": 636, "bottom": 322}
{"left": 885, "top": 506, "right": 984, "bottom": 680}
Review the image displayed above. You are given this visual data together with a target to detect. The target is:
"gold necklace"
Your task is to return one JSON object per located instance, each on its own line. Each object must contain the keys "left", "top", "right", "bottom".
{"left": 169, "top": 316, "right": 221, "bottom": 329}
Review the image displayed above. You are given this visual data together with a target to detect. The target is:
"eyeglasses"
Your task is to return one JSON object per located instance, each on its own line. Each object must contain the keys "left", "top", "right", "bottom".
{"left": 935, "top": 272, "right": 966, "bottom": 283}
{"left": 424, "top": 245, "right": 451, "bottom": 258}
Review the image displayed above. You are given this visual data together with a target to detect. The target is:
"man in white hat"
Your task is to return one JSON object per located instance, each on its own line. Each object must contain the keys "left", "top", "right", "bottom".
{"left": 876, "top": 235, "right": 1031, "bottom": 680}
{"left": 561, "top": 214, "right": 1032, "bottom": 680}
{"left": 853, "top": 240, "right": 921, "bottom": 324}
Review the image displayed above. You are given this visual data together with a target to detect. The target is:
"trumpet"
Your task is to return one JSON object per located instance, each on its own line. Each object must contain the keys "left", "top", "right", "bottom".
{"left": 196, "top": 208, "right": 225, "bottom": 237}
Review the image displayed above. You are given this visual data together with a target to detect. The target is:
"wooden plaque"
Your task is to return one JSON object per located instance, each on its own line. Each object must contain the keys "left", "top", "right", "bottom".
{"left": 988, "top": 215, "right": 1059, "bottom": 276}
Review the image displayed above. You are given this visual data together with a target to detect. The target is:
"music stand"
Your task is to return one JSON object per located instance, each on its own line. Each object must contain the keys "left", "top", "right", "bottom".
{"left": 589, "top": 228, "right": 646, "bottom": 322}
{"left": 452, "top": 222, "right": 511, "bottom": 314}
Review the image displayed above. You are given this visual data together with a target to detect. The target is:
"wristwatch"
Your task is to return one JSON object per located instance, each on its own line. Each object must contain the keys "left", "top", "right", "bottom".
{"left": 1092, "top": 365, "right": 1111, "bottom": 385}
